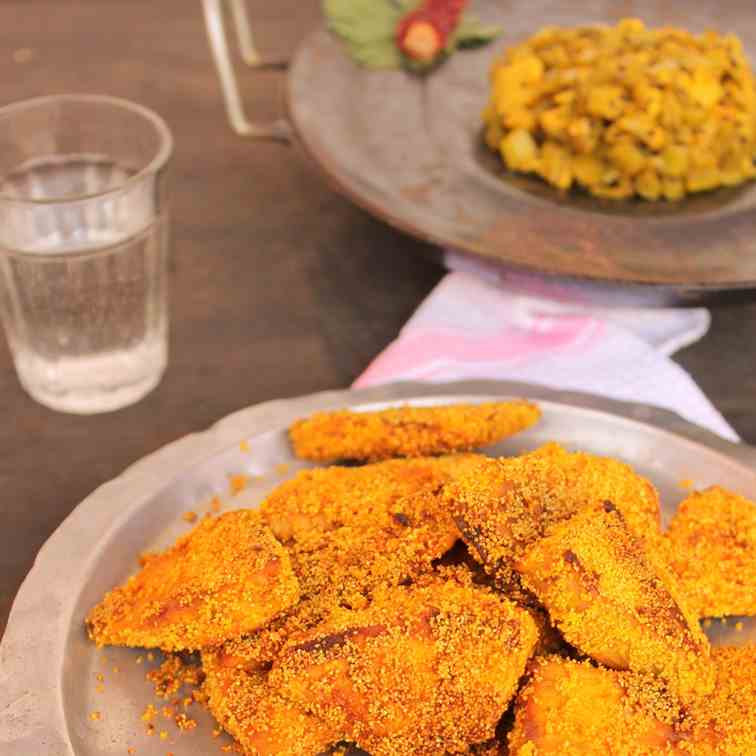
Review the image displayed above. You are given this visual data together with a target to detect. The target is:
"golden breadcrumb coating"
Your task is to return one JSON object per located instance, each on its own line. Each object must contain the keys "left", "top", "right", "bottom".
{"left": 289, "top": 401, "right": 541, "bottom": 462}
{"left": 508, "top": 656, "right": 693, "bottom": 755}
{"left": 683, "top": 644, "right": 756, "bottom": 754}
{"left": 260, "top": 457, "right": 478, "bottom": 610}
{"left": 270, "top": 579, "right": 539, "bottom": 756}
{"left": 516, "top": 502, "right": 713, "bottom": 699}
{"left": 259, "top": 456, "right": 475, "bottom": 546}
{"left": 445, "top": 443, "right": 661, "bottom": 586}
{"left": 211, "top": 458, "right": 477, "bottom": 679}
{"left": 663, "top": 487, "right": 756, "bottom": 619}
{"left": 202, "top": 650, "right": 337, "bottom": 756}
{"left": 87, "top": 511, "right": 299, "bottom": 651}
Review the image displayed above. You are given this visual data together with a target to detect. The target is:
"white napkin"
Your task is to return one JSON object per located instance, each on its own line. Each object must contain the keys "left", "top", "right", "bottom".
{"left": 355, "top": 263, "right": 737, "bottom": 442}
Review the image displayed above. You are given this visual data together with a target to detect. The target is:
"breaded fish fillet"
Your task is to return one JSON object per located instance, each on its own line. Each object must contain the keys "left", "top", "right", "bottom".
{"left": 663, "top": 487, "right": 756, "bottom": 618}
{"left": 87, "top": 511, "right": 299, "bottom": 651}
{"left": 260, "top": 457, "right": 478, "bottom": 612}
{"left": 270, "top": 579, "right": 539, "bottom": 756}
{"left": 259, "top": 456, "right": 472, "bottom": 547}
{"left": 516, "top": 502, "right": 713, "bottom": 699}
{"left": 508, "top": 656, "right": 692, "bottom": 755}
{"left": 687, "top": 644, "right": 756, "bottom": 754}
{"left": 445, "top": 443, "right": 661, "bottom": 586}
{"left": 203, "top": 649, "right": 336, "bottom": 756}
{"left": 289, "top": 401, "right": 541, "bottom": 462}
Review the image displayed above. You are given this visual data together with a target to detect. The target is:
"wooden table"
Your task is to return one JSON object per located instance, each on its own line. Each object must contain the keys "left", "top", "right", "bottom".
{"left": 1, "top": 0, "right": 754, "bottom": 635}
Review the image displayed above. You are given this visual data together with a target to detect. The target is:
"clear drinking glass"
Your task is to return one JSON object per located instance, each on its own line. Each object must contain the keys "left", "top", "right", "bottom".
{"left": 0, "top": 95, "right": 172, "bottom": 414}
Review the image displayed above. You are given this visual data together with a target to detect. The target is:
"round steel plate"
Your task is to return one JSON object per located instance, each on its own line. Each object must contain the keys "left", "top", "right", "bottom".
{"left": 1, "top": 381, "right": 754, "bottom": 754}
{"left": 286, "top": 0, "right": 756, "bottom": 304}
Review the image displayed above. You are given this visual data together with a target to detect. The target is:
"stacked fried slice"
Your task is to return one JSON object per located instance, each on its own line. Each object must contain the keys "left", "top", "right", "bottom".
{"left": 662, "top": 487, "right": 756, "bottom": 619}
{"left": 86, "top": 400, "right": 756, "bottom": 754}
{"left": 289, "top": 400, "right": 541, "bottom": 462}
{"left": 205, "top": 579, "right": 538, "bottom": 756}
{"left": 86, "top": 510, "right": 300, "bottom": 650}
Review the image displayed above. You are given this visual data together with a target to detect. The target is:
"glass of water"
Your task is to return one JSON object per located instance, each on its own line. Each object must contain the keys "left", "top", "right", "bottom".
{"left": 0, "top": 95, "right": 172, "bottom": 414}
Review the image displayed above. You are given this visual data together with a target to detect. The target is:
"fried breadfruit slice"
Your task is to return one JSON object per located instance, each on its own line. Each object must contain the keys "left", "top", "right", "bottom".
{"left": 508, "top": 656, "right": 694, "bottom": 755}
{"left": 203, "top": 647, "right": 337, "bottom": 756}
{"left": 289, "top": 401, "right": 541, "bottom": 462}
{"left": 445, "top": 443, "right": 661, "bottom": 586}
{"left": 270, "top": 579, "right": 539, "bottom": 756}
{"left": 686, "top": 644, "right": 756, "bottom": 754}
{"left": 260, "top": 457, "right": 478, "bottom": 613}
{"left": 87, "top": 511, "right": 299, "bottom": 651}
{"left": 259, "top": 456, "right": 474, "bottom": 547}
{"left": 516, "top": 502, "right": 713, "bottom": 699}
{"left": 663, "top": 487, "right": 756, "bottom": 618}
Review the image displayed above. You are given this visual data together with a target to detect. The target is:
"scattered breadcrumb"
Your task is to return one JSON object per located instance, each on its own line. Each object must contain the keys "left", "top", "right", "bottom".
{"left": 229, "top": 474, "right": 249, "bottom": 495}
{"left": 141, "top": 704, "right": 157, "bottom": 723}
{"left": 209, "top": 496, "right": 222, "bottom": 513}
{"left": 182, "top": 511, "right": 197, "bottom": 524}
{"left": 239, "top": 440, "right": 250, "bottom": 453}
{"left": 175, "top": 713, "right": 197, "bottom": 731}
{"left": 289, "top": 401, "right": 541, "bottom": 462}
{"left": 275, "top": 462, "right": 290, "bottom": 476}
{"left": 147, "top": 655, "right": 205, "bottom": 700}
{"left": 89, "top": 711, "right": 101, "bottom": 721}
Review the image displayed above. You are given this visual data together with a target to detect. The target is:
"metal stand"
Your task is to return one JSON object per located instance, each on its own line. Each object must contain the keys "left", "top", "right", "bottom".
{"left": 202, "top": 0, "right": 292, "bottom": 141}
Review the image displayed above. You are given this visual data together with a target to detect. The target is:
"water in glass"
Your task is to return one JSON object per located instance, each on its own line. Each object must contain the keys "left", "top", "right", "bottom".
{"left": 0, "top": 155, "right": 168, "bottom": 413}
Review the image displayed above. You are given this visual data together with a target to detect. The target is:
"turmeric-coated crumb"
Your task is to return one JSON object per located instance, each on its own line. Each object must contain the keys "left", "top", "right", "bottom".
{"left": 86, "top": 511, "right": 300, "bottom": 651}
{"left": 182, "top": 511, "right": 198, "bottom": 524}
{"left": 229, "top": 474, "right": 249, "bottom": 495}
{"left": 516, "top": 503, "right": 713, "bottom": 700}
{"left": 258, "top": 456, "right": 475, "bottom": 617}
{"left": 446, "top": 443, "right": 661, "bottom": 587}
{"left": 289, "top": 401, "right": 541, "bottom": 462}
{"left": 271, "top": 579, "right": 539, "bottom": 755}
{"left": 508, "top": 656, "right": 693, "bottom": 754}
{"left": 175, "top": 713, "right": 197, "bottom": 731}
{"left": 663, "top": 486, "right": 755, "bottom": 618}
{"left": 202, "top": 653, "right": 336, "bottom": 756}
{"left": 684, "top": 645, "right": 756, "bottom": 754}
{"left": 89, "top": 711, "right": 102, "bottom": 721}
{"left": 147, "top": 655, "right": 206, "bottom": 700}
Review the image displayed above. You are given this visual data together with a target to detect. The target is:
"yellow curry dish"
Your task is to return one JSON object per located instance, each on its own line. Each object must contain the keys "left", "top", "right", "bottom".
{"left": 483, "top": 19, "right": 756, "bottom": 200}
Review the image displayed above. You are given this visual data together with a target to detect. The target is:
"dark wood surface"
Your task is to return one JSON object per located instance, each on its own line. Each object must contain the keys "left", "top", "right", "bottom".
{"left": 0, "top": 0, "right": 754, "bottom": 636}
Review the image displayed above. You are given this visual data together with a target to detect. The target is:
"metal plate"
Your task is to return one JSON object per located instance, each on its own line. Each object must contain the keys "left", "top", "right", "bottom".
{"left": 286, "top": 0, "right": 756, "bottom": 305}
{"left": 1, "top": 380, "right": 754, "bottom": 755}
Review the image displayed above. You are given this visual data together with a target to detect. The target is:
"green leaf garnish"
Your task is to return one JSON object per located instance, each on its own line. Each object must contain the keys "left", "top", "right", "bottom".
{"left": 323, "top": 0, "right": 404, "bottom": 69}
{"left": 454, "top": 15, "right": 503, "bottom": 49}
{"left": 324, "top": 0, "right": 501, "bottom": 71}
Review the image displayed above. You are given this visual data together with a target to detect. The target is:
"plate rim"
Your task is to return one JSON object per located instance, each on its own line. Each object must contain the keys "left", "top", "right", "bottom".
{"left": 1, "top": 379, "right": 754, "bottom": 754}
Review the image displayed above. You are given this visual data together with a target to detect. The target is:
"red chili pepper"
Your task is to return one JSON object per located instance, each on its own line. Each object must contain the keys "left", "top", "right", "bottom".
{"left": 396, "top": 0, "right": 470, "bottom": 64}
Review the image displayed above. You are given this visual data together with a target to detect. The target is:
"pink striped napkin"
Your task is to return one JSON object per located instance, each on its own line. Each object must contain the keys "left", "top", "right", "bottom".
{"left": 355, "top": 261, "right": 737, "bottom": 442}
